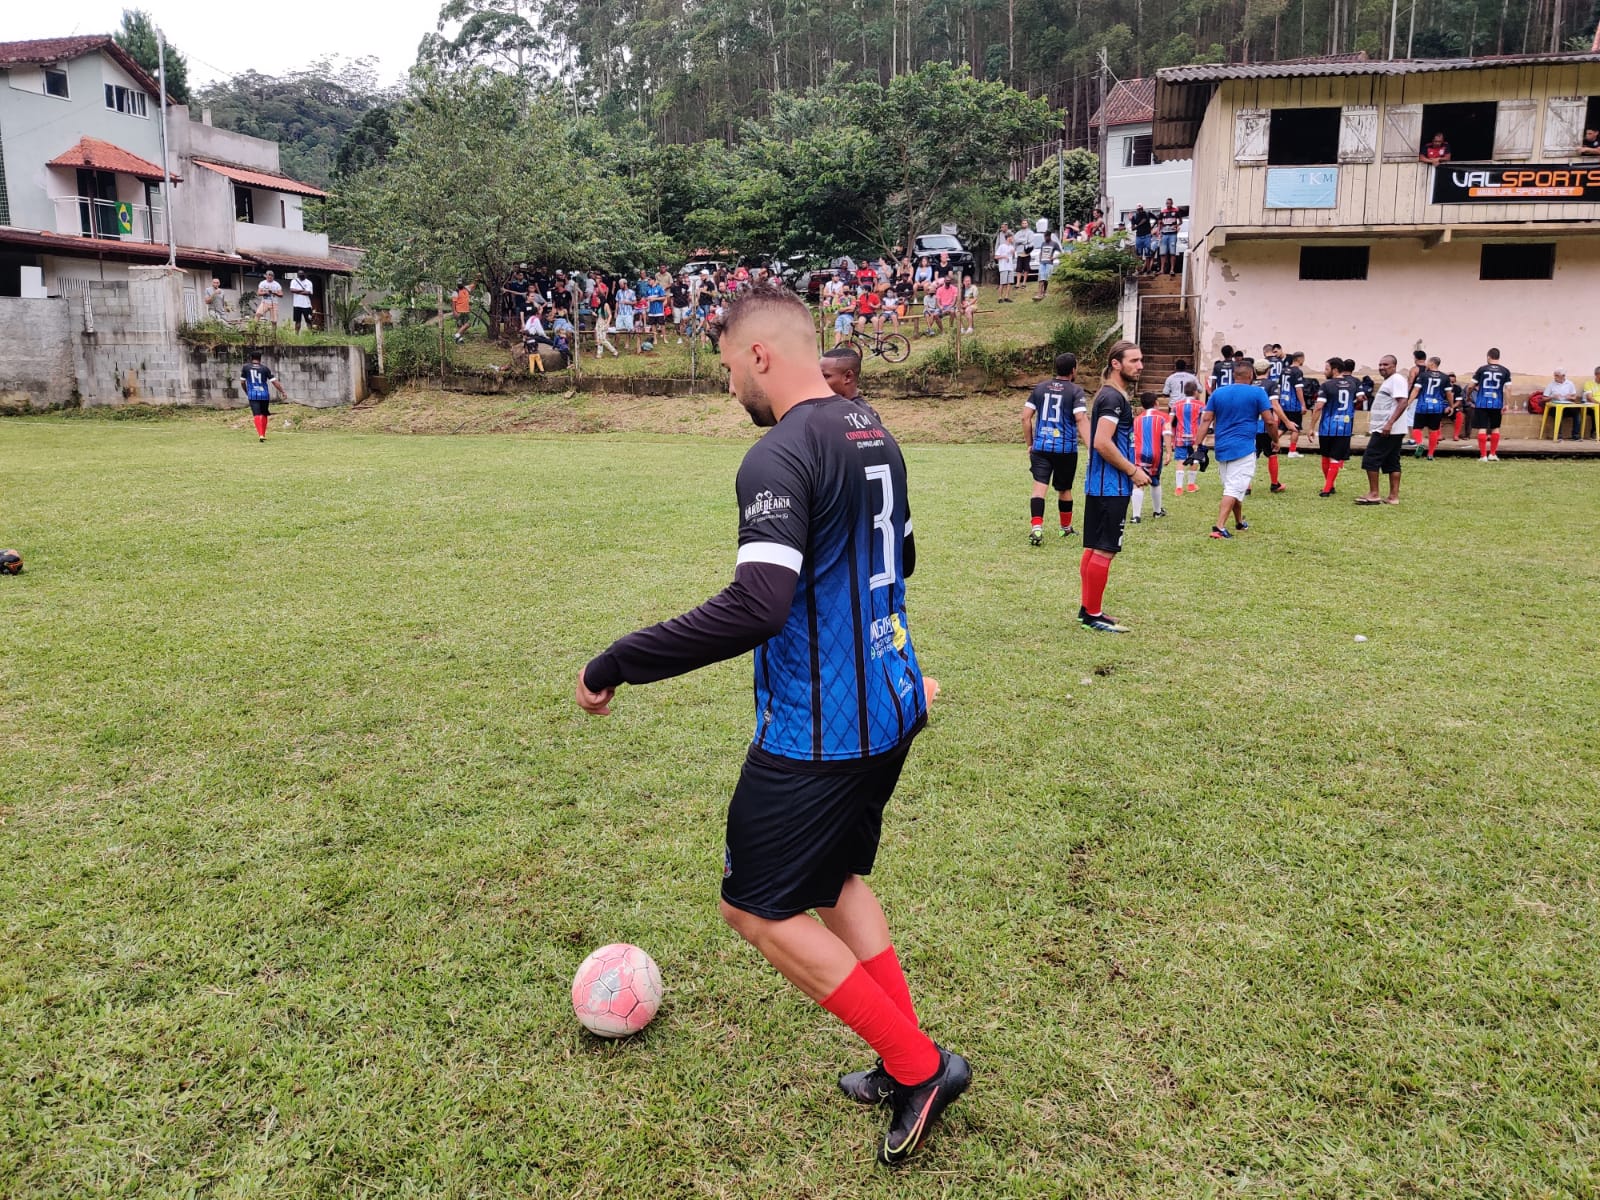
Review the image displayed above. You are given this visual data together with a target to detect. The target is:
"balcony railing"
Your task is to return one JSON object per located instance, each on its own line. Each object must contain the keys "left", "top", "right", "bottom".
{"left": 53, "top": 196, "right": 167, "bottom": 244}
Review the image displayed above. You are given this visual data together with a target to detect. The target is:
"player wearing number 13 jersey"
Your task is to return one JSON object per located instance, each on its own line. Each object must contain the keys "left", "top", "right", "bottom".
{"left": 575, "top": 284, "right": 967, "bottom": 1166}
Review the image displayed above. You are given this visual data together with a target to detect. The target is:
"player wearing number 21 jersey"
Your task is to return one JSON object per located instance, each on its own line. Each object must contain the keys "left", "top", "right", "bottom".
{"left": 576, "top": 285, "right": 967, "bottom": 1167}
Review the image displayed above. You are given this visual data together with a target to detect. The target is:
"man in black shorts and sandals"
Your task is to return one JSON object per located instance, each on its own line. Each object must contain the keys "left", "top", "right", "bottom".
{"left": 575, "top": 283, "right": 968, "bottom": 1166}
{"left": 1024, "top": 353, "right": 1090, "bottom": 545}
{"left": 1357, "top": 354, "right": 1412, "bottom": 505}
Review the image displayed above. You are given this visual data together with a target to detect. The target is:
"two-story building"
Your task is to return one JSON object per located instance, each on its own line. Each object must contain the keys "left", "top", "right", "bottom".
{"left": 0, "top": 35, "right": 352, "bottom": 322}
{"left": 1092, "top": 78, "right": 1193, "bottom": 228}
{"left": 1153, "top": 52, "right": 1600, "bottom": 383}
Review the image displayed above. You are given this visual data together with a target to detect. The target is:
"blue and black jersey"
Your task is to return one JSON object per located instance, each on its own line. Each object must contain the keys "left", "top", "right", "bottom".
{"left": 240, "top": 364, "right": 274, "bottom": 400}
{"left": 1317, "top": 375, "right": 1357, "bottom": 437}
{"left": 1473, "top": 363, "right": 1511, "bottom": 410}
{"left": 1025, "top": 378, "right": 1087, "bottom": 454}
{"left": 1278, "top": 365, "right": 1305, "bottom": 412}
{"left": 1415, "top": 369, "right": 1450, "bottom": 415}
{"left": 736, "top": 398, "right": 926, "bottom": 763}
{"left": 1084, "top": 385, "right": 1135, "bottom": 498}
{"left": 1209, "top": 359, "right": 1235, "bottom": 392}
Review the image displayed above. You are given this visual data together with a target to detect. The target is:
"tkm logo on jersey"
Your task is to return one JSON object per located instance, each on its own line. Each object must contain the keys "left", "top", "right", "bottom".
{"left": 744, "top": 491, "right": 793, "bottom": 521}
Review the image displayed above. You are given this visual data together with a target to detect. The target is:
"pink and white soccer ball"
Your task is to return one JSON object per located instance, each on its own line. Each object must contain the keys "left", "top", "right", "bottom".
{"left": 571, "top": 943, "right": 664, "bottom": 1037}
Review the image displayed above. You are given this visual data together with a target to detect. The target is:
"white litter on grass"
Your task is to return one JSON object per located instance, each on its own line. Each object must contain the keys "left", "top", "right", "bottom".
{"left": 1080, "top": 677, "right": 1093, "bottom": 686}
{"left": 1353, "top": 635, "right": 1368, "bottom": 643}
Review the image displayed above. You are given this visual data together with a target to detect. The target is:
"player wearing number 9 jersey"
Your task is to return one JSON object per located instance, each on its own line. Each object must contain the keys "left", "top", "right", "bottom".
{"left": 575, "top": 283, "right": 968, "bottom": 1167}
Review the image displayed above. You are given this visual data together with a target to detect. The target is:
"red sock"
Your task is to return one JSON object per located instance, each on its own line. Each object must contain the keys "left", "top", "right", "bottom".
{"left": 1490, "top": 431, "right": 1501, "bottom": 455}
{"left": 1454, "top": 412, "right": 1464, "bottom": 438}
{"left": 861, "top": 946, "right": 918, "bottom": 1025}
{"left": 1410, "top": 428, "right": 1424, "bottom": 446}
{"left": 1477, "top": 431, "right": 1488, "bottom": 457}
{"left": 253, "top": 415, "right": 268, "bottom": 438}
{"left": 821, "top": 963, "right": 939, "bottom": 1086}
{"left": 1427, "top": 429, "right": 1441, "bottom": 456}
{"left": 1329, "top": 461, "right": 1343, "bottom": 487}
{"left": 1289, "top": 432, "right": 1299, "bottom": 452}
{"left": 1267, "top": 456, "right": 1280, "bottom": 485}
{"left": 1059, "top": 499, "right": 1073, "bottom": 529}
{"left": 1079, "top": 549, "right": 1110, "bottom": 616}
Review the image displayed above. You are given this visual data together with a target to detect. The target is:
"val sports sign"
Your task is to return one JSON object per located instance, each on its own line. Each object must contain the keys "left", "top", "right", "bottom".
{"left": 1432, "top": 165, "right": 1600, "bottom": 203}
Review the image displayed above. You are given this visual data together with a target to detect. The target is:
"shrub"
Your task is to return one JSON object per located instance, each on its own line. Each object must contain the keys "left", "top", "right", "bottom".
{"left": 382, "top": 322, "right": 459, "bottom": 379}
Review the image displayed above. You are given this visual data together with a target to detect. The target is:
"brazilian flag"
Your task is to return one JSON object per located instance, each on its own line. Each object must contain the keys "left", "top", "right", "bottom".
{"left": 116, "top": 202, "right": 133, "bottom": 235}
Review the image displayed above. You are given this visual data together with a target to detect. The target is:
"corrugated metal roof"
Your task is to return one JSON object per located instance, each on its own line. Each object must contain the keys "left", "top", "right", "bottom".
{"left": 1158, "top": 50, "right": 1600, "bottom": 84}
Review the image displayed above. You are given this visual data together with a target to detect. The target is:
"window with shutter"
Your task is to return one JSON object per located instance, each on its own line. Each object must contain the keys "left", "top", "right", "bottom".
{"left": 1338, "top": 106, "right": 1377, "bottom": 163}
{"left": 1234, "top": 109, "right": 1269, "bottom": 164}
{"left": 1382, "top": 104, "right": 1422, "bottom": 161}
{"left": 1543, "top": 97, "right": 1586, "bottom": 156}
{"left": 1493, "top": 99, "right": 1535, "bottom": 160}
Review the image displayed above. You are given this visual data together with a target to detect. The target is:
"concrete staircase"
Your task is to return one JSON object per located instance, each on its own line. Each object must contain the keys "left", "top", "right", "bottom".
{"left": 1135, "top": 273, "right": 1194, "bottom": 395}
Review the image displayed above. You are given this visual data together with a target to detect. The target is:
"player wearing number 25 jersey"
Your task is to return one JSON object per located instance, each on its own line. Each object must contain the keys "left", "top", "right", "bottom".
{"left": 576, "top": 285, "right": 966, "bottom": 1167}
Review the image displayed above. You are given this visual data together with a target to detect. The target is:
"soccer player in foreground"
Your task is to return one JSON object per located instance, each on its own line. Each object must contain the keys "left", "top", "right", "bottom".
{"left": 575, "top": 284, "right": 969, "bottom": 1166}
{"left": 239, "top": 351, "right": 288, "bottom": 441}
{"left": 1079, "top": 341, "right": 1148, "bottom": 633}
{"left": 1023, "top": 353, "right": 1090, "bottom": 544}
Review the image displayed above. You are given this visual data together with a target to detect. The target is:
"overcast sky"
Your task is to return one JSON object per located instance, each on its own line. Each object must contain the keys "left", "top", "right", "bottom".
{"left": 10, "top": 1, "right": 443, "bottom": 88}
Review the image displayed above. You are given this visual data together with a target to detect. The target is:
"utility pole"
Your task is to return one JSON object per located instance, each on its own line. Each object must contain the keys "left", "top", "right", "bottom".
{"left": 1097, "top": 47, "right": 1109, "bottom": 221}
{"left": 156, "top": 28, "right": 176, "bottom": 266}
{"left": 1058, "top": 135, "right": 1066, "bottom": 234}
{"left": 1388, "top": 0, "right": 1399, "bottom": 58}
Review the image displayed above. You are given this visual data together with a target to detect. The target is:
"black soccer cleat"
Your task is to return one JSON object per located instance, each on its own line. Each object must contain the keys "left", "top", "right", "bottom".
{"left": 1270, "top": 482, "right": 1286, "bottom": 493}
{"left": 878, "top": 1047, "right": 972, "bottom": 1166}
{"left": 1078, "top": 606, "right": 1129, "bottom": 633}
{"left": 840, "top": 1059, "right": 895, "bottom": 1105}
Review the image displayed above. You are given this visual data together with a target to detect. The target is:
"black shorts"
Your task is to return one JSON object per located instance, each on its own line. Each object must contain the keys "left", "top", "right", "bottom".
{"left": 1362, "top": 433, "right": 1405, "bottom": 474}
{"left": 721, "top": 743, "right": 912, "bottom": 920}
{"left": 1279, "top": 410, "right": 1303, "bottom": 430}
{"left": 1414, "top": 411, "right": 1444, "bottom": 430}
{"left": 1255, "top": 432, "right": 1279, "bottom": 457}
{"left": 1319, "top": 434, "right": 1352, "bottom": 462}
{"left": 248, "top": 398, "right": 271, "bottom": 416}
{"left": 1029, "top": 450, "right": 1078, "bottom": 491}
{"left": 1472, "top": 408, "right": 1503, "bottom": 430}
{"left": 1081, "top": 494, "right": 1129, "bottom": 554}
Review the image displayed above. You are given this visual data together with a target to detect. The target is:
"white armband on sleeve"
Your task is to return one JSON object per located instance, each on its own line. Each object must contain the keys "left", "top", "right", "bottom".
{"left": 735, "top": 541, "right": 803, "bottom": 574}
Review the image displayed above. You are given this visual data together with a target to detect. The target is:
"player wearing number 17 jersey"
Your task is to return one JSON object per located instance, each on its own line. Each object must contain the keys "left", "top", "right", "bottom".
{"left": 575, "top": 284, "right": 967, "bottom": 1167}
{"left": 1024, "top": 353, "right": 1090, "bottom": 544}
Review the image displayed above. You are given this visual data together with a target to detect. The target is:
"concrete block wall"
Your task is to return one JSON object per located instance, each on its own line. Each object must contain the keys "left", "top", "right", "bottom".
{"left": 0, "top": 298, "right": 76, "bottom": 411}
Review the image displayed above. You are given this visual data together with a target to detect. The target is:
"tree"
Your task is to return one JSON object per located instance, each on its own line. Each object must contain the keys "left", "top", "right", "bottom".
{"left": 326, "top": 71, "right": 658, "bottom": 337}
{"left": 1019, "top": 149, "right": 1100, "bottom": 228}
{"left": 417, "top": 0, "right": 552, "bottom": 79}
{"left": 115, "top": 8, "right": 189, "bottom": 105}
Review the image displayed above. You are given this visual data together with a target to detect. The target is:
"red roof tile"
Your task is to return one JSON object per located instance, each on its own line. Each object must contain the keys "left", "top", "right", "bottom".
{"left": 0, "top": 225, "right": 246, "bottom": 268}
{"left": 194, "top": 160, "right": 327, "bottom": 199}
{"left": 1090, "top": 78, "right": 1156, "bottom": 129}
{"left": 240, "top": 251, "right": 354, "bottom": 274}
{"left": 47, "top": 136, "right": 178, "bottom": 183}
{"left": 0, "top": 35, "right": 167, "bottom": 102}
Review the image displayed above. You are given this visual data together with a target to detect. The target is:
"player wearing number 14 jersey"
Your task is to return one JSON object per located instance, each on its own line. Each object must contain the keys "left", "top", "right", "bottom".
{"left": 575, "top": 284, "right": 967, "bottom": 1167}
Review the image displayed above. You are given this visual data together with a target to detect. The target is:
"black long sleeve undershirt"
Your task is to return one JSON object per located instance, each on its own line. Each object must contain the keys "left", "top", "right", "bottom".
{"left": 583, "top": 560, "right": 799, "bottom": 693}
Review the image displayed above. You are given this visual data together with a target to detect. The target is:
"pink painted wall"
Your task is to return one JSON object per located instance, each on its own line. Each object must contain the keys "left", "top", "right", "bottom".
{"left": 1195, "top": 237, "right": 1599, "bottom": 400}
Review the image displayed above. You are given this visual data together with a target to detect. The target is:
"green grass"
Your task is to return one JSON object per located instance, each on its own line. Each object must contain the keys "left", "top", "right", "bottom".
{"left": 2, "top": 420, "right": 1598, "bottom": 1198}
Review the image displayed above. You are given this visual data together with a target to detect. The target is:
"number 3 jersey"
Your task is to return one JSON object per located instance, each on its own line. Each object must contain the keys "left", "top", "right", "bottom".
{"left": 735, "top": 396, "right": 927, "bottom": 765}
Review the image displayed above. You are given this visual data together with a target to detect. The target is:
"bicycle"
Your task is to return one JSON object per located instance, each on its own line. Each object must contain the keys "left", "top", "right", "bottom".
{"left": 845, "top": 325, "right": 911, "bottom": 364}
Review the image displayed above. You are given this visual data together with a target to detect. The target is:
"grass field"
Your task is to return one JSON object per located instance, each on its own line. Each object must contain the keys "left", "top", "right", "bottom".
{"left": 3, "top": 418, "right": 1598, "bottom": 1198}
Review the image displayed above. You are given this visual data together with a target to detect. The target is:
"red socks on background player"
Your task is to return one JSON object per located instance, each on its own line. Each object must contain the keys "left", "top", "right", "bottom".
{"left": 252, "top": 415, "right": 268, "bottom": 439}
{"left": 1427, "top": 429, "right": 1441, "bottom": 456}
{"left": 821, "top": 962, "right": 938, "bottom": 1086}
{"left": 1477, "top": 431, "right": 1488, "bottom": 457}
{"left": 1454, "top": 412, "right": 1464, "bottom": 438}
{"left": 1079, "top": 549, "right": 1110, "bottom": 616}
{"left": 1059, "top": 499, "right": 1073, "bottom": 530}
{"left": 1490, "top": 430, "right": 1501, "bottom": 456}
{"left": 1322, "top": 458, "right": 1343, "bottom": 491}
{"left": 1267, "top": 456, "right": 1281, "bottom": 486}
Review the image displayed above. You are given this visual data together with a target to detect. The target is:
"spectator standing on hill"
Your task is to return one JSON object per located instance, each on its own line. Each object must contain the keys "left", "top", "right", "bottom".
{"left": 1078, "top": 342, "right": 1148, "bottom": 633}
{"left": 994, "top": 235, "right": 1016, "bottom": 303}
{"left": 1195, "top": 359, "right": 1272, "bottom": 539}
{"left": 1357, "top": 354, "right": 1413, "bottom": 506}
{"left": 1033, "top": 229, "right": 1060, "bottom": 301}
{"left": 1132, "top": 206, "right": 1154, "bottom": 274}
{"left": 204, "top": 277, "right": 236, "bottom": 325}
{"left": 1024, "top": 352, "right": 1090, "bottom": 545}
{"left": 594, "top": 294, "right": 620, "bottom": 358}
{"left": 289, "top": 271, "right": 314, "bottom": 332}
{"left": 1157, "top": 198, "right": 1183, "bottom": 275}
{"left": 255, "top": 271, "right": 283, "bottom": 324}
{"left": 1468, "top": 348, "right": 1511, "bottom": 461}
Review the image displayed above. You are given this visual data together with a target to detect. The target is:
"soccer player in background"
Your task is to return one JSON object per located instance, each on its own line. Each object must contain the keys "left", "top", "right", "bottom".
{"left": 1209, "top": 344, "right": 1236, "bottom": 393}
{"left": 239, "top": 351, "right": 288, "bottom": 441}
{"left": 1079, "top": 341, "right": 1148, "bottom": 633}
{"left": 1170, "top": 380, "right": 1204, "bottom": 494}
{"left": 575, "top": 284, "right": 968, "bottom": 1166}
{"left": 1470, "top": 348, "right": 1512, "bottom": 461}
{"left": 820, "top": 345, "right": 867, "bottom": 406}
{"left": 1277, "top": 351, "right": 1308, "bottom": 457}
{"left": 1311, "top": 358, "right": 1357, "bottom": 497}
{"left": 1408, "top": 356, "right": 1451, "bottom": 460}
{"left": 1249, "top": 357, "right": 1292, "bottom": 495}
{"left": 1023, "top": 353, "right": 1090, "bottom": 545}
{"left": 1129, "top": 393, "right": 1168, "bottom": 523}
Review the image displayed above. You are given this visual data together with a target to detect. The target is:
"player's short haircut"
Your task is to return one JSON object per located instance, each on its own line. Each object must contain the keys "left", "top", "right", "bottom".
{"left": 1290, "top": 351, "right": 1304, "bottom": 363}
{"left": 1272, "top": 343, "right": 1282, "bottom": 352}
{"left": 1342, "top": 358, "right": 1357, "bottom": 372}
{"left": 1427, "top": 356, "right": 1441, "bottom": 367}
{"left": 1413, "top": 350, "right": 1427, "bottom": 363}
{"left": 1487, "top": 347, "right": 1500, "bottom": 359}
{"left": 249, "top": 350, "right": 262, "bottom": 361}
{"left": 1054, "top": 352, "right": 1078, "bottom": 376}
{"left": 1139, "top": 392, "right": 1157, "bottom": 409}
{"left": 1220, "top": 344, "right": 1234, "bottom": 358}
{"left": 720, "top": 281, "right": 813, "bottom": 345}
{"left": 1234, "top": 360, "right": 1255, "bottom": 379}
{"left": 1174, "top": 358, "right": 1188, "bottom": 372}
{"left": 1326, "top": 357, "right": 1342, "bottom": 371}
{"left": 1184, "top": 380, "right": 1198, "bottom": 396}
{"left": 821, "top": 346, "right": 862, "bottom": 375}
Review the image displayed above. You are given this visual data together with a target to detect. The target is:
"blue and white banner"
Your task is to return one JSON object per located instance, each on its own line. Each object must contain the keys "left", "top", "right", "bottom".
{"left": 1265, "top": 167, "right": 1339, "bottom": 209}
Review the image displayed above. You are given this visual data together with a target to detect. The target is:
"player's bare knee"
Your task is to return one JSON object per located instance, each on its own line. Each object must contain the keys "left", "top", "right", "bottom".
{"left": 719, "top": 898, "right": 759, "bottom": 939}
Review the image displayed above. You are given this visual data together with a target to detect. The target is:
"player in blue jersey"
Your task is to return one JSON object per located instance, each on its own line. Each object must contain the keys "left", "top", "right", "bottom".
{"left": 1310, "top": 357, "right": 1358, "bottom": 496}
{"left": 1208, "top": 344, "right": 1236, "bottom": 393}
{"left": 1078, "top": 341, "right": 1148, "bottom": 633}
{"left": 1469, "top": 348, "right": 1512, "bottom": 461}
{"left": 238, "top": 351, "right": 288, "bottom": 441}
{"left": 575, "top": 283, "right": 967, "bottom": 1166}
{"left": 1408, "top": 356, "right": 1451, "bottom": 460}
{"left": 1024, "top": 353, "right": 1090, "bottom": 545}
{"left": 1276, "top": 351, "right": 1308, "bottom": 458}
